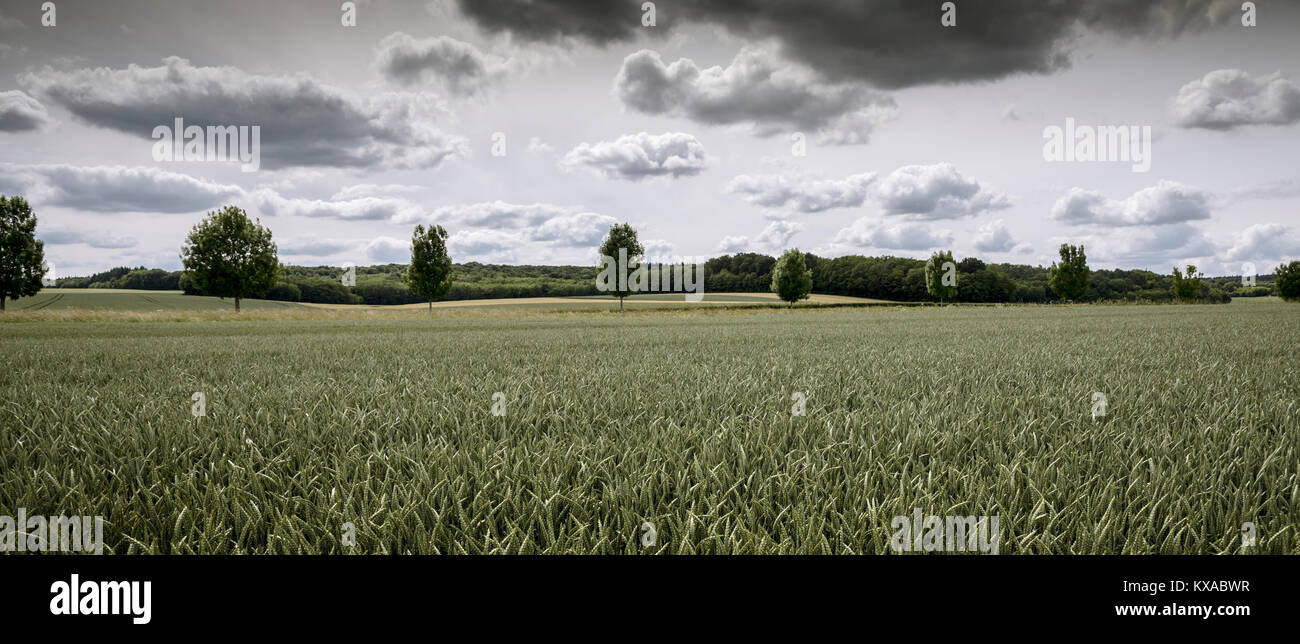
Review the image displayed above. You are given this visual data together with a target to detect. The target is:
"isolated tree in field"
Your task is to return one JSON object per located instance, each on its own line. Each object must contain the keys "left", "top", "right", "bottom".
{"left": 597, "top": 222, "right": 643, "bottom": 312}
{"left": 771, "top": 248, "right": 812, "bottom": 307}
{"left": 1047, "top": 243, "right": 1090, "bottom": 301}
{"left": 0, "top": 196, "right": 46, "bottom": 312}
{"left": 924, "top": 250, "right": 957, "bottom": 303}
{"left": 180, "top": 205, "right": 278, "bottom": 312}
{"left": 1276, "top": 261, "right": 1300, "bottom": 302}
{"left": 407, "top": 224, "right": 453, "bottom": 310}
{"left": 1170, "top": 264, "right": 1202, "bottom": 302}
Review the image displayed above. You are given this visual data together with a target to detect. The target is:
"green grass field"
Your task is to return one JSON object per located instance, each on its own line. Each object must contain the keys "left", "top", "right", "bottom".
{"left": 1, "top": 298, "right": 1297, "bottom": 553}
{"left": 5, "top": 289, "right": 886, "bottom": 320}
{"left": 9, "top": 289, "right": 305, "bottom": 312}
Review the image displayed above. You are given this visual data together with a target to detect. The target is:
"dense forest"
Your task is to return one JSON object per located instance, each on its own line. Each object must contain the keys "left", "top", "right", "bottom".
{"left": 57, "top": 252, "right": 1272, "bottom": 305}
{"left": 709, "top": 253, "right": 1257, "bottom": 303}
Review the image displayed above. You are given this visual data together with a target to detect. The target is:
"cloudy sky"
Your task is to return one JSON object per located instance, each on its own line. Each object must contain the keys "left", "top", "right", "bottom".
{"left": 1, "top": 0, "right": 1298, "bottom": 277}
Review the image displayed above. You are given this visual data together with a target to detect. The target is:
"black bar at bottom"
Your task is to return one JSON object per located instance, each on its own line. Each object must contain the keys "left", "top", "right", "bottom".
{"left": 2, "top": 555, "right": 1289, "bottom": 632}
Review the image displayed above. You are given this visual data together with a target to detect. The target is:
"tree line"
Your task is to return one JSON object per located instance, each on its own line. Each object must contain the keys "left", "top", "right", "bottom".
{"left": 5, "top": 198, "right": 1300, "bottom": 310}
{"left": 60, "top": 262, "right": 602, "bottom": 304}
{"left": 66, "top": 253, "right": 1280, "bottom": 306}
{"left": 712, "top": 247, "right": 1282, "bottom": 304}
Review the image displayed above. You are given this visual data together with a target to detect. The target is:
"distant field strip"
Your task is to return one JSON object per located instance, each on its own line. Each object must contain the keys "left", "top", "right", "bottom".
{"left": 1, "top": 302, "right": 1297, "bottom": 553}
{"left": 11, "top": 289, "right": 302, "bottom": 312}
{"left": 320, "top": 291, "right": 891, "bottom": 309}
{"left": 4, "top": 290, "right": 893, "bottom": 321}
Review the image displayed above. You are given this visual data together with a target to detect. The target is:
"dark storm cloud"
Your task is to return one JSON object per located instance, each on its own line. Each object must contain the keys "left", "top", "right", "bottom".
{"left": 615, "top": 48, "right": 895, "bottom": 144}
{"left": 375, "top": 32, "right": 506, "bottom": 96}
{"left": 453, "top": 0, "right": 639, "bottom": 45}
{"left": 0, "top": 90, "right": 49, "bottom": 131}
{"left": 455, "top": 0, "right": 1244, "bottom": 88}
{"left": 19, "top": 57, "right": 467, "bottom": 170}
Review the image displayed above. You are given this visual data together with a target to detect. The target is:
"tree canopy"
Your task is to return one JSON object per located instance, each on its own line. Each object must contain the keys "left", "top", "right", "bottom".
{"left": 1047, "top": 243, "right": 1090, "bottom": 301}
{"left": 179, "top": 205, "right": 278, "bottom": 312}
{"left": 924, "top": 250, "right": 957, "bottom": 302}
{"left": 597, "top": 222, "right": 644, "bottom": 312}
{"left": 1170, "top": 264, "right": 1202, "bottom": 302}
{"left": 771, "top": 248, "right": 813, "bottom": 306}
{"left": 1273, "top": 261, "right": 1299, "bottom": 302}
{"left": 406, "top": 224, "right": 454, "bottom": 310}
{"left": 0, "top": 195, "right": 46, "bottom": 312}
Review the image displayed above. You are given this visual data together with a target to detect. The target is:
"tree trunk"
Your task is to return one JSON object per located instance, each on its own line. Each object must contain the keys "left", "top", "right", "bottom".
{"left": 619, "top": 297, "right": 624, "bottom": 313}
{"left": 235, "top": 296, "right": 241, "bottom": 312}
{"left": 428, "top": 299, "right": 432, "bottom": 311}
{"left": 1, "top": 296, "right": 6, "bottom": 311}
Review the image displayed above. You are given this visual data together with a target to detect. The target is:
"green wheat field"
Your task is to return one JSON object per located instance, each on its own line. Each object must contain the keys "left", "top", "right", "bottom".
{"left": 2, "top": 295, "right": 1297, "bottom": 553}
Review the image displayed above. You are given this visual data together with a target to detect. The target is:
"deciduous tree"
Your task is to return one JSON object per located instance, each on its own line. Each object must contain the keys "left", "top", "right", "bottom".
{"left": 596, "top": 223, "right": 643, "bottom": 312}
{"left": 1170, "top": 264, "right": 1202, "bottom": 302}
{"left": 771, "top": 248, "right": 812, "bottom": 307}
{"left": 0, "top": 195, "right": 45, "bottom": 312}
{"left": 1048, "top": 243, "right": 1089, "bottom": 301}
{"left": 180, "top": 206, "right": 279, "bottom": 312}
{"left": 924, "top": 250, "right": 957, "bottom": 303}
{"left": 1274, "top": 261, "right": 1300, "bottom": 302}
{"left": 407, "top": 224, "right": 454, "bottom": 310}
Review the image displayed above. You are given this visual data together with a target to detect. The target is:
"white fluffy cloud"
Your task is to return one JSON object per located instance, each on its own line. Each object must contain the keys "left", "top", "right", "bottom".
{"left": 642, "top": 238, "right": 676, "bottom": 258}
{"left": 365, "top": 236, "right": 411, "bottom": 263}
{"left": 528, "top": 137, "right": 555, "bottom": 155}
{"left": 756, "top": 220, "right": 805, "bottom": 252}
{"left": 1171, "top": 69, "right": 1300, "bottom": 130}
{"left": 0, "top": 90, "right": 49, "bottom": 131}
{"left": 715, "top": 220, "right": 805, "bottom": 254}
{"left": 833, "top": 218, "right": 953, "bottom": 251}
{"left": 1221, "top": 223, "right": 1300, "bottom": 263}
{"left": 716, "top": 235, "right": 750, "bottom": 253}
{"left": 1077, "top": 223, "right": 1217, "bottom": 267}
{"left": 447, "top": 229, "right": 524, "bottom": 262}
{"left": 389, "top": 201, "right": 621, "bottom": 257}
{"left": 251, "top": 194, "right": 614, "bottom": 253}
{"left": 3, "top": 163, "right": 244, "bottom": 213}
{"left": 250, "top": 190, "right": 425, "bottom": 222}
{"left": 875, "top": 163, "right": 1010, "bottom": 220}
{"left": 532, "top": 212, "right": 619, "bottom": 245}
{"left": 20, "top": 56, "right": 467, "bottom": 170}
{"left": 725, "top": 171, "right": 876, "bottom": 213}
{"left": 1051, "top": 181, "right": 1212, "bottom": 227}
{"left": 394, "top": 201, "right": 577, "bottom": 228}
{"left": 562, "top": 132, "right": 706, "bottom": 181}
{"left": 615, "top": 47, "right": 896, "bottom": 144}
{"left": 726, "top": 164, "right": 1006, "bottom": 218}
{"left": 973, "top": 219, "right": 1030, "bottom": 254}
